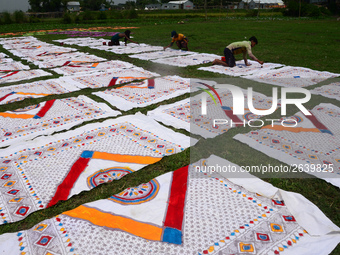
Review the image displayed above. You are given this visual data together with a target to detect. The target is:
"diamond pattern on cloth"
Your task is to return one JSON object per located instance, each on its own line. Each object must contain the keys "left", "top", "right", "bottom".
{"left": 234, "top": 103, "right": 340, "bottom": 188}
{"left": 0, "top": 70, "right": 52, "bottom": 84}
{"left": 198, "top": 60, "right": 284, "bottom": 77}
{"left": 151, "top": 53, "right": 220, "bottom": 67}
{"left": 61, "top": 68, "right": 160, "bottom": 89}
{"left": 310, "top": 82, "right": 340, "bottom": 101}
{"left": 0, "top": 114, "right": 192, "bottom": 224}
{"left": 52, "top": 60, "right": 135, "bottom": 76}
{"left": 93, "top": 75, "right": 192, "bottom": 111}
{"left": 148, "top": 86, "right": 278, "bottom": 138}
{"left": 0, "top": 156, "right": 336, "bottom": 255}
{"left": 0, "top": 95, "right": 120, "bottom": 148}
{"left": 243, "top": 66, "right": 339, "bottom": 87}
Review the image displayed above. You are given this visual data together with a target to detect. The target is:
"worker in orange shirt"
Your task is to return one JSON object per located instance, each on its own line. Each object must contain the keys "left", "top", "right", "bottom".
{"left": 163, "top": 31, "right": 189, "bottom": 51}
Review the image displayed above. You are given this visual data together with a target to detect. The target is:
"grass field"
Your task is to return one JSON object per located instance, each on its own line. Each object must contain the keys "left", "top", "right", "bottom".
{"left": 0, "top": 16, "right": 339, "bottom": 254}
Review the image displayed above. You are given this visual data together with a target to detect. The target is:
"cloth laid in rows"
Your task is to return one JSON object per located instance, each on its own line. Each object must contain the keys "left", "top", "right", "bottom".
{"left": 25, "top": 52, "right": 107, "bottom": 69}
{"left": 148, "top": 85, "right": 278, "bottom": 138}
{"left": 0, "top": 155, "right": 338, "bottom": 255}
{"left": 234, "top": 103, "right": 340, "bottom": 188}
{"left": 54, "top": 37, "right": 111, "bottom": 47}
{"left": 151, "top": 53, "right": 220, "bottom": 67}
{"left": 93, "top": 76, "right": 216, "bottom": 111}
{"left": 0, "top": 113, "right": 193, "bottom": 224}
{"left": 198, "top": 60, "right": 284, "bottom": 77}
{"left": 243, "top": 66, "right": 339, "bottom": 87}
{"left": 310, "top": 82, "right": 340, "bottom": 101}
{"left": 129, "top": 48, "right": 196, "bottom": 61}
{"left": 61, "top": 67, "right": 160, "bottom": 89}
{"left": 0, "top": 95, "right": 120, "bottom": 148}
{"left": 104, "top": 43, "right": 164, "bottom": 55}
{"left": 52, "top": 60, "right": 135, "bottom": 76}
{"left": 0, "top": 78, "right": 80, "bottom": 105}
{"left": 0, "top": 69, "right": 52, "bottom": 84}
{"left": 0, "top": 61, "right": 30, "bottom": 71}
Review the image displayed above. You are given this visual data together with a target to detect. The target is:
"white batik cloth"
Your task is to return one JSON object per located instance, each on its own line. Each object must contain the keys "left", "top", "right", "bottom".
{"left": 148, "top": 85, "right": 278, "bottom": 138}
{"left": 54, "top": 37, "right": 108, "bottom": 47}
{"left": 243, "top": 66, "right": 339, "bottom": 87}
{"left": 0, "top": 95, "right": 120, "bottom": 148}
{"left": 105, "top": 43, "right": 164, "bottom": 55}
{"left": 0, "top": 70, "right": 52, "bottom": 84}
{"left": 93, "top": 76, "right": 216, "bottom": 111}
{"left": 52, "top": 60, "right": 135, "bottom": 76}
{"left": 0, "top": 78, "right": 80, "bottom": 105}
{"left": 152, "top": 53, "right": 220, "bottom": 67}
{"left": 234, "top": 103, "right": 340, "bottom": 188}
{"left": 198, "top": 60, "right": 284, "bottom": 77}
{"left": 310, "top": 82, "right": 340, "bottom": 101}
{"left": 0, "top": 155, "right": 338, "bottom": 255}
{"left": 26, "top": 52, "right": 107, "bottom": 69}
{"left": 0, "top": 53, "right": 13, "bottom": 64}
{"left": 0, "top": 113, "right": 194, "bottom": 224}
{"left": 61, "top": 67, "right": 160, "bottom": 89}
{"left": 0, "top": 61, "right": 30, "bottom": 71}
{"left": 129, "top": 49, "right": 196, "bottom": 61}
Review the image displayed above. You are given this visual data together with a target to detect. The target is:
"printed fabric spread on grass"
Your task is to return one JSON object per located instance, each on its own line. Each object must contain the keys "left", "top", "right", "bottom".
{"left": 52, "top": 60, "right": 135, "bottom": 76}
{"left": 61, "top": 68, "right": 160, "bottom": 89}
{"left": 310, "top": 82, "right": 340, "bottom": 101}
{"left": 234, "top": 103, "right": 340, "bottom": 188}
{"left": 198, "top": 60, "right": 284, "bottom": 77}
{"left": 0, "top": 61, "right": 30, "bottom": 72}
{"left": 148, "top": 85, "right": 278, "bottom": 138}
{"left": 0, "top": 113, "right": 193, "bottom": 224}
{"left": 0, "top": 78, "right": 80, "bottom": 105}
{"left": 129, "top": 49, "right": 196, "bottom": 61}
{"left": 151, "top": 53, "right": 221, "bottom": 67}
{"left": 93, "top": 76, "right": 216, "bottom": 111}
{"left": 0, "top": 36, "right": 106, "bottom": 69}
{"left": 0, "top": 95, "right": 121, "bottom": 148}
{"left": 243, "top": 66, "right": 339, "bottom": 87}
{"left": 0, "top": 155, "right": 339, "bottom": 255}
{"left": 0, "top": 70, "right": 52, "bottom": 84}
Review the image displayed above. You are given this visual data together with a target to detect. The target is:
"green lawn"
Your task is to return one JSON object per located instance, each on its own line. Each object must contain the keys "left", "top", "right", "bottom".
{"left": 0, "top": 17, "right": 339, "bottom": 254}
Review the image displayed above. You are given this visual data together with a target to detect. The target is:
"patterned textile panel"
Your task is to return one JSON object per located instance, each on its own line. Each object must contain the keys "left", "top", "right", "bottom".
{"left": 0, "top": 95, "right": 121, "bottom": 148}
{"left": 148, "top": 86, "right": 278, "bottom": 138}
{"left": 0, "top": 78, "right": 79, "bottom": 105}
{"left": 0, "top": 61, "right": 30, "bottom": 71}
{"left": 198, "top": 60, "right": 284, "bottom": 77}
{"left": 0, "top": 156, "right": 338, "bottom": 255}
{"left": 93, "top": 76, "right": 216, "bottom": 111}
{"left": 152, "top": 53, "right": 221, "bottom": 67}
{"left": 52, "top": 60, "right": 135, "bottom": 76}
{"left": 234, "top": 103, "right": 340, "bottom": 188}
{"left": 61, "top": 67, "right": 160, "bottom": 89}
{"left": 129, "top": 49, "right": 196, "bottom": 61}
{"left": 310, "top": 82, "right": 340, "bottom": 101}
{"left": 0, "top": 114, "right": 193, "bottom": 224}
{"left": 0, "top": 70, "right": 52, "bottom": 84}
{"left": 243, "top": 66, "right": 339, "bottom": 87}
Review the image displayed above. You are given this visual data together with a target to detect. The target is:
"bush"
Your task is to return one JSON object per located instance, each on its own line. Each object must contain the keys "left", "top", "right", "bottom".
{"left": 98, "top": 11, "right": 107, "bottom": 20}
{"left": 3, "top": 12, "right": 12, "bottom": 24}
{"left": 75, "top": 15, "right": 80, "bottom": 23}
{"left": 125, "top": 9, "right": 138, "bottom": 19}
{"left": 63, "top": 12, "right": 72, "bottom": 23}
{"left": 82, "top": 11, "right": 95, "bottom": 21}
{"left": 14, "top": 11, "right": 27, "bottom": 23}
{"left": 284, "top": 1, "right": 327, "bottom": 17}
{"left": 29, "top": 16, "right": 40, "bottom": 23}
{"left": 110, "top": 10, "right": 124, "bottom": 19}
{"left": 246, "top": 9, "right": 259, "bottom": 17}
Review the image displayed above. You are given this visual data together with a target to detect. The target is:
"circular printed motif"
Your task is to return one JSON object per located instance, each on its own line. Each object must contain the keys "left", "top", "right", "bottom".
{"left": 243, "top": 112, "right": 261, "bottom": 121}
{"left": 87, "top": 167, "right": 134, "bottom": 188}
{"left": 109, "top": 179, "right": 160, "bottom": 205}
